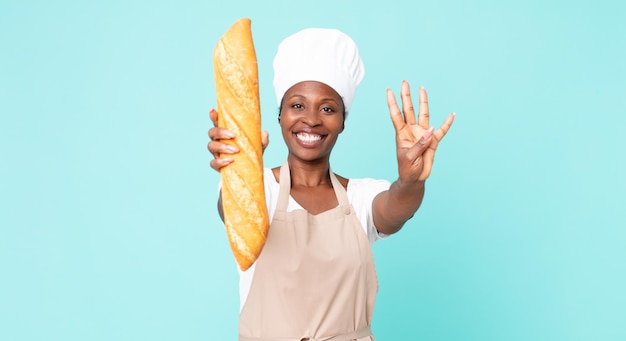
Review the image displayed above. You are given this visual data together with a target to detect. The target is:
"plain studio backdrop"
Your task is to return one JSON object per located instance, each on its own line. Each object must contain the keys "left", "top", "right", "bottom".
{"left": 1, "top": 0, "right": 624, "bottom": 340}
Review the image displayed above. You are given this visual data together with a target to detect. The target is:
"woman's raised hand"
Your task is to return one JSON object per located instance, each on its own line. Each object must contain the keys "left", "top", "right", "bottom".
{"left": 387, "top": 81, "right": 454, "bottom": 183}
{"left": 207, "top": 109, "right": 269, "bottom": 172}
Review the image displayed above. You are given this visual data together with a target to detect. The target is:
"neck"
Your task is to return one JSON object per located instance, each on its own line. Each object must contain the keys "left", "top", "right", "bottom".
{"left": 287, "top": 157, "right": 332, "bottom": 187}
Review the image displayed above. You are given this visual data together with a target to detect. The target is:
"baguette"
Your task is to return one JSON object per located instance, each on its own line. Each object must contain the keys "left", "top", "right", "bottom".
{"left": 213, "top": 18, "right": 269, "bottom": 271}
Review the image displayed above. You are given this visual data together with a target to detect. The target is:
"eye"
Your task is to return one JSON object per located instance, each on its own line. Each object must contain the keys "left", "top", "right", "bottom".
{"left": 321, "top": 106, "right": 334, "bottom": 113}
{"left": 291, "top": 103, "right": 303, "bottom": 110}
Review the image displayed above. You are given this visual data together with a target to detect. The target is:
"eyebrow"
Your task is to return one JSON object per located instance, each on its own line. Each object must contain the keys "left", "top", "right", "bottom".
{"left": 286, "top": 94, "right": 339, "bottom": 104}
{"left": 287, "top": 94, "right": 306, "bottom": 100}
{"left": 320, "top": 97, "right": 339, "bottom": 104}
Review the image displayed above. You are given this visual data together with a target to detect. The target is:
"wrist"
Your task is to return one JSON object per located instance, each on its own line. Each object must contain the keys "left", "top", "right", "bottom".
{"left": 396, "top": 177, "right": 426, "bottom": 192}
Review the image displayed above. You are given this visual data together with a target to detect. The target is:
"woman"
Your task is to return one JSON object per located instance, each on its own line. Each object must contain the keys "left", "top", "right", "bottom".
{"left": 208, "top": 28, "right": 454, "bottom": 341}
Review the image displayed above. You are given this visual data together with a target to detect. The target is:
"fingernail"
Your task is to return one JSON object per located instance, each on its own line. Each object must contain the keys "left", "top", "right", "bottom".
{"left": 227, "top": 146, "right": 239, "bottom": 153}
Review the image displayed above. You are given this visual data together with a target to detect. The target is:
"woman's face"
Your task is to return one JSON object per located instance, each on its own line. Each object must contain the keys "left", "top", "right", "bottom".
{"left": 279, "top": 81, "right": 345, "bottom": 164}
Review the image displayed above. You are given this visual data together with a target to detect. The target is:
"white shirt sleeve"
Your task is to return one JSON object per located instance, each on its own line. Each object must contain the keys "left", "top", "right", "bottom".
{"left": 346, "top": 178, "right": 392, "bottom": 244}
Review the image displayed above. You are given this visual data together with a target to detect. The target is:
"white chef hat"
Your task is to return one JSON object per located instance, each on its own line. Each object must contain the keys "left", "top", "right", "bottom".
{"left": 273, "top": 28, "right": 364, "bottom": 114}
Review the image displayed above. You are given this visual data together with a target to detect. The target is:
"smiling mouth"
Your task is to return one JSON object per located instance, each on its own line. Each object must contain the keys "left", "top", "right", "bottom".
{"left": 296, "top": 132, "right": 323, "bottom": 143}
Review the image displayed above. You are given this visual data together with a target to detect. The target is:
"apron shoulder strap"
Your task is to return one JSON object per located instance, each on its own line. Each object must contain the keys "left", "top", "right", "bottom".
{"left": 329, "top": 170, "right": 350, "bottom": 208}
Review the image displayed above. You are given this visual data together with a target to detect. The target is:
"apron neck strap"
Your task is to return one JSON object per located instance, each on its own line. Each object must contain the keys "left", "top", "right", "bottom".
{"left": 329, "top": 169, "right": 350, "bottom": 207}
{"left": 277, "top": 161, "right": 350, "bottom": 211}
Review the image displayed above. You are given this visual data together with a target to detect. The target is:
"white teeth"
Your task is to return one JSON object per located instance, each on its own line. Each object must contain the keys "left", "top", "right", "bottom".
{"left": 296, "top": 132, "right": 322, "bottom": 143}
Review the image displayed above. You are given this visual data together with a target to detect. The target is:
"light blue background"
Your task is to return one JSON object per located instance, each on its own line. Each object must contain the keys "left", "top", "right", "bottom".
{"left": 1, "top": 0, "right": 625, "bottom": 340}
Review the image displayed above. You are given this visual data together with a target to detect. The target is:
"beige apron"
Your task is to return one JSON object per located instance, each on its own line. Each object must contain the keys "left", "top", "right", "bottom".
{"left": 239, "top": 162, "right": 378, "bottom": 341}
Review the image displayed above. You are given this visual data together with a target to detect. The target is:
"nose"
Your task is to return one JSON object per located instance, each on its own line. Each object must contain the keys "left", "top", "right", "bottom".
{"left": 301, "top": 108, "right": 322, "bottom": 126}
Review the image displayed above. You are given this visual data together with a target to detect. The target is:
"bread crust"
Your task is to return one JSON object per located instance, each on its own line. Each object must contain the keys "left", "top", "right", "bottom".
{"left": 213, "top": 18, "right": 269, "bottom": 271}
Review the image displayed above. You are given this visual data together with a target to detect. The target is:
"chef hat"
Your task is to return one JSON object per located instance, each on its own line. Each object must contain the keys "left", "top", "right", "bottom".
{"left": 273, "top": 28, "right": 364, "bottom": 114}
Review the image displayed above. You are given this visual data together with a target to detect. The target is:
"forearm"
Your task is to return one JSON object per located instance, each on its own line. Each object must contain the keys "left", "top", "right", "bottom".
{"left": 373, "top": 179, "right": 425, "bottom": 235}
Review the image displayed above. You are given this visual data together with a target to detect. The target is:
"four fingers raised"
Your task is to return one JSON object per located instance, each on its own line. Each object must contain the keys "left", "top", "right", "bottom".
{"left": 387, "top": 82, "right": 455, "bottom": 181}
